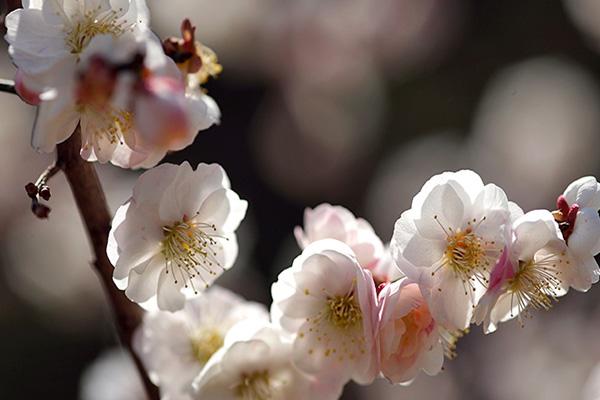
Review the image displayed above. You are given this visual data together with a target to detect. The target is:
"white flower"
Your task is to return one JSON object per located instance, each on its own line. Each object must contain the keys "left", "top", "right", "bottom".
{"left": 80, "top": 348, "right": 147, "bottom": 400}
{"left": 107, "top": 162, "right": 248, "bottom": 311}
{"left": 377, "top": 279, "right": 445, "bottom": 385}
{"left": 6, "top": 2, "right": 220, "bottom": 168}
{"left": 134, "top": 286, "right": 268, "bottom": 399}
{"left": 391, "top": 170, "right": 516, "bottom": 331}
{"left": 473, "top": 210, "right": 569, "bottom": 333}
{"left": 75, "top": 32, "right": 179, "bottom": 168}
{"left": 193, "top": 323, "right": 344, "bottom": 400}
{"left": 5, "top": 0, "right": 150, "bottom": 77}
{"left": 554, "top": 176, "right": 600, "bottom": 291}
{"left": 271, "top": 239, "right": 379, "bottom": 385}
{"left": 294, "top": 203, "right": 385, "bottom": 270}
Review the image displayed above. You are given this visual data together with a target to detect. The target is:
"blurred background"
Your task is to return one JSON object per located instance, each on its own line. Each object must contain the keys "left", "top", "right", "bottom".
{"left": 2, "top": 0, "right": 600, "bottom": 399}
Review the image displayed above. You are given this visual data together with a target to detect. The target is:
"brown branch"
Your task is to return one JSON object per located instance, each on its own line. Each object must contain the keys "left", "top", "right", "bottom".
{"left": 56, "top": 127, "right": 160, "bottom": 400}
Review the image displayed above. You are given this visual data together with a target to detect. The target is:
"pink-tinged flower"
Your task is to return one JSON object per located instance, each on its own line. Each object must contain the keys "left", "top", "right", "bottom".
{"left": 391, "top": 170, "right": 518, "bottom": 331}
{"left": 473, "top": 210, "right": 569, "bottom": 333}
{"left": 553, "top": 176, "right": 600, "bottom": 291}
{"left": 193, "top": 323, "right": 344, "bottom": 400}
{"left": 377, "top": 280, "right": 445, "bottom": 385}
{"left": 294, "top": 204, "right": 385, "bottom": 270}
{"left": 134, "top": 286, "right": 268, "bottom": 399}
{"left": 270, "top": 239, "right": 379, "bottom": 385}
{"left": 107, "top": 162, "right": 247, "bottom": 312}
{"left": 6, "top": 3, "right": 220, "bottom": 168}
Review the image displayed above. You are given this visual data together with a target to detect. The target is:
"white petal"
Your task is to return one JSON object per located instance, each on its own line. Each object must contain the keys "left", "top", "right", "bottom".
{"left": 125, "top": 257, "right": 164, "bottom": 303}
{"left": 414, "top": 183, "right": 465, "bottom": 240}
{"left": 570, "top": 207, "right": 600, "bottom": 256}
{"left": 513, "top": 210, "right": 561, "bottom": 260}
{"left": 32, "top": 89, "right": 79, "bottom": 152}
{"left": 157, "top": 270, "right": 186, "bottom": 312}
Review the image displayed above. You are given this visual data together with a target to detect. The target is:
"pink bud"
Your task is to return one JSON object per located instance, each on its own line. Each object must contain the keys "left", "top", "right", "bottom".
{"left": 15, "top": 70, "right": 41, "bottom": 106}
{"left": 556, "top": 195, "right": 570, "bottom": 216}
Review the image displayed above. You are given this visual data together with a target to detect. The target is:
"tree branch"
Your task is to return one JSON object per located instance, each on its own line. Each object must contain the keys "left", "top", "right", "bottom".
{"left": 56, "top": 127, "right": 160, "bottom": 400}
{"left": 0, "top": 78, "right": 16, "bottom": 95}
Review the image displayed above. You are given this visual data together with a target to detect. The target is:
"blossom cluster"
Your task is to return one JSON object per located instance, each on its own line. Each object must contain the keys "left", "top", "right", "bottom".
{"left": 6, "top": 1, "right": 600, "bottom": 399}
{"left": 5, "top": 0, "right": 220, "bottom": 169}
{"left": 113, "top": 168, "right": 599, "bottom": 399}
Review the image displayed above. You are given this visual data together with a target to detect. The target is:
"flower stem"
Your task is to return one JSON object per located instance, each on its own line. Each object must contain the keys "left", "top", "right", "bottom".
{"left": 55, "top": 126, "right": 160, "bottom": 400}
{"left": 0, "top": 79, "right": 16, "bottom": 95}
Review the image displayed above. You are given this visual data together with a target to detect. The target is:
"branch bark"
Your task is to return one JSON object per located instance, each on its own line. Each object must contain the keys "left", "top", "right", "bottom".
{"left": 56, "top": 127, "right": 160, "bottom": 400}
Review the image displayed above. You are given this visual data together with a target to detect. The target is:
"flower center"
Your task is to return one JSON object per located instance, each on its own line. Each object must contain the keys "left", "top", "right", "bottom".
{"left": 234, "top": 370, "right": 272, "bottom": 400}
{"left": 79, "top": 105, "right": 132, "bottom": 146}
{"left": 161, "top": 218, "right": 221, "bottom": 291}
{"left": 433, "top": 216, "right": 495, "bottom": 291}
{"left": 445, "top": 228, "right": 485, "bottom": 276}
{"left": 190, "top": 328, "right": 223, "bottom": 364}
{"left": 326, "top": 293, "right": 362, "bottom": 330}
{"left": 507, "top": 255, "right": 565, "bottom": 320}
{"left": 397, "top": 303, "right": 434, "bottom": 357}
{"left": 64, "top": 8, "right": 129, "bottom": 55}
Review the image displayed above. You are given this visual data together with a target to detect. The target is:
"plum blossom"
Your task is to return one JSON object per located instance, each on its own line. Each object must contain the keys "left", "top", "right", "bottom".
{"left": 473, "top": 210, "right": 569, "bottom": 333}
{"left": 4, "top": 0, "right": 147, "bottom": 157}
{"left": 5, "top": 0, "right": 150, "bottom": 78}
{"left": 553, "top": 176, "right": 600, "bottom": 291}
{"left": 107, "top": 162, "right": 247, "bottom": 311}
{"left": 134, "top": 286, "right": 268, "bottom": 399}
{"left": 193, "top": 323, "right": 344, "bottom": 400}
{"left": 6, "top": 2, "right": 220, "bottom": 168}
{"left": 271, "top": 239, "right": 379, "bottom": 385}
{"left": 391, "top": 170, "right": 516, "bottom": 331}
{"left": 377, "top": 279, "right": 445, "bottom": 385}
{"left": 294, "top": 203, "right": 385, "bottom": 270}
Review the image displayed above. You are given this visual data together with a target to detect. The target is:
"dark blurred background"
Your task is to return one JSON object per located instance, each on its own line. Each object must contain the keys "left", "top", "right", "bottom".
{"left": 2, "top": 0, "right": 600, "bottom": 399}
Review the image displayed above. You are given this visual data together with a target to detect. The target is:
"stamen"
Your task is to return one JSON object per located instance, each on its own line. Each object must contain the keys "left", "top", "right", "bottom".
{"left": 190, "top": 328, "right": 224, "bottom": 364}
{"left": 161, "top": 219, "right": 224, "bottom": 291}
{"left": 433, "top": 215, "right": 496, "bottom": 292}
{"left": 326, "top": 293, "right": 362, "bottom": 330}
{"left": 64, "top": 7, "right": 136, "bottom": 56}
{"left": 234, "top": 370, "right": 272, "bottom": 400}
{"left": 507, "top": 255, "right": 564, "bottom": 325}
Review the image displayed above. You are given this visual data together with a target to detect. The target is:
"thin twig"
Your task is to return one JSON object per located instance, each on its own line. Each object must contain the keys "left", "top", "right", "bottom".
{"left": 0, "top": 78, "right": 16, "bottom": 95}
{"left": 25, "top": 163, "right": 63, "bottom": 218}
{"left": 56, "top": 126, "right": 160, "bottom": 400}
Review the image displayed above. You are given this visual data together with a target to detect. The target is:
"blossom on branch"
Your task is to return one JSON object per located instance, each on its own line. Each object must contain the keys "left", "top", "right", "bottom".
{"left": 391, "top": 170, "right": 518, "bottom": 331}
{"left": 472, "top": 210, "right": 568, "bottom": 333}
{"left": 294, "top": 203, "right": 402, "bottom": 285}
{"left": 554, "top": 176, "right": 600, "bottom": 291}
{"left": 5, "top": 2, "right": 220, "bottom": 168}
{"left": 377, "top": 279, "right": 445, "bottom": 385}
{"left": 107, "top": 162, "right": 247, "bottom": 311}
{"left": 193, "top": 323, "right": 344, "bottom": 400}
{"left": 134, "top": 286, "right": 268, "bottom": 399}
{"left": 271, "top": 239, "right": 379, "bottom": 385}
